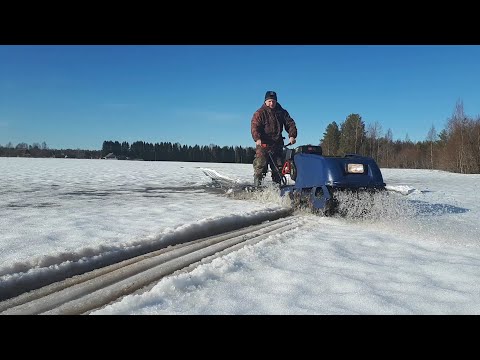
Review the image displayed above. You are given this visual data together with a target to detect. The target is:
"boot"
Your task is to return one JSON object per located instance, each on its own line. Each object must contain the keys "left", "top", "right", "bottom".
{"left": 254, "top": 175, "right": 262, "bottom": 187}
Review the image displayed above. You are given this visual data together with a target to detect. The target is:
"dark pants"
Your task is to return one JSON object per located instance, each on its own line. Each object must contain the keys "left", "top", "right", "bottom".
{"left": 253, "top": 144, "right": 284, "bottom": 184}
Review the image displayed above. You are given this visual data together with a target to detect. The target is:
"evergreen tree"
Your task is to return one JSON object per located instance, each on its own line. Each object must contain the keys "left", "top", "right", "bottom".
{"left": 339, "top": 114, "right": 366, "bottom": 155}
{"left": 320, "top": 121, "right": 340, "bottom": 155}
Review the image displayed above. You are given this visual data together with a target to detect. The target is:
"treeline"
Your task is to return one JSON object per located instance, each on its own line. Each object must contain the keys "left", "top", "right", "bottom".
{"left": 0, "top": 142, "right": 101, "bottom": 159}
{"left": 101, "top": 141, "right": 256, "bottom": 163}
{"left": 2, "top": 100, "right": 479, "bottom": 173}
{"left": 320, "top": 100, "right": 480, "bottom": 174}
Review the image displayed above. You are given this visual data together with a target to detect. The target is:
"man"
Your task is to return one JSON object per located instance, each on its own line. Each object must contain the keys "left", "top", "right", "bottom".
{"left": 251, "top": 90, "right": 298, "bottom": 187}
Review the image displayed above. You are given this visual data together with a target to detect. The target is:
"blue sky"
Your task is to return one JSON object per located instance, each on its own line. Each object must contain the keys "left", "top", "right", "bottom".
{"left": 1, "top": 45, "right": 479, "bottom": 150}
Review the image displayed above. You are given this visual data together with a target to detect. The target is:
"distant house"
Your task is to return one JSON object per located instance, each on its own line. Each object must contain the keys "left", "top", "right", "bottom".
{"left": 102, "top": 152, "right": 117, "bottom": 160}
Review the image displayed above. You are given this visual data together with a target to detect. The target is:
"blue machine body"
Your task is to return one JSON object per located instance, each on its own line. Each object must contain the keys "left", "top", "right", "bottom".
{"left": 279, "top": 150, "right": 386, "bottom": 214}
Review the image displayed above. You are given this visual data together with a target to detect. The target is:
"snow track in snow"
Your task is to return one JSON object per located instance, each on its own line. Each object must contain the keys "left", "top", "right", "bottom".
{"left": 0, "top": 209, "right": 299, "bottom": 314}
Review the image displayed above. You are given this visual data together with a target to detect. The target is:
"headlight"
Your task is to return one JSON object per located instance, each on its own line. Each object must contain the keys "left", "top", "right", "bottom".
{"left": 347, "top": 163, "right": 365, "bottom": 174}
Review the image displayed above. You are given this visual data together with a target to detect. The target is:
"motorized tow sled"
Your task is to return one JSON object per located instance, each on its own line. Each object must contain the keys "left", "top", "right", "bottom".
{"left": 276, "top": 145, "right": 386, "bottom": 216}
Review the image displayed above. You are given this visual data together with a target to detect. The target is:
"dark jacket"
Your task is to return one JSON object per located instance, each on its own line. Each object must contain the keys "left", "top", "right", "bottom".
{"left": 251, "top": 102, "right": 298, "bottom": 146}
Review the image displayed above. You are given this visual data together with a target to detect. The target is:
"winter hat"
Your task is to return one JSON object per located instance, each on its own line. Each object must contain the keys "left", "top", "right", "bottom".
{"left": 265, "top": 90, "right": 277, "bottom": 101}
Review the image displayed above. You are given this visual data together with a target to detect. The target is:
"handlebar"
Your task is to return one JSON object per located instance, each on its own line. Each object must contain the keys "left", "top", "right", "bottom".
{"left": 261, "top": 142, "right": 292, "bottom": 149}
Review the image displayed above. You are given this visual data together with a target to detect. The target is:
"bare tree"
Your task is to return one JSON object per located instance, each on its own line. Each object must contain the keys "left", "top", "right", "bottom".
{"left": 366, "top": 121, "right": 382, "bottom": 160}
{"left": 474, "top": 115, "right": 480, "bottom": 172}
{"left": 446, "top": 99, "right": 468, "bottom": 173}
{"left": 384, "top": 128, "right": 393, "bottom": 167}
{"left": 426, "top": 124, "right": 437, "bottom": 169}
